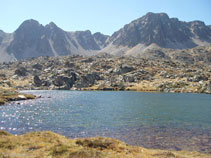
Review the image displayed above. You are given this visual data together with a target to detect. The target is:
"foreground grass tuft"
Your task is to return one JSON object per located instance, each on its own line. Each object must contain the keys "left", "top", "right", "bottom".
{"left": 0, "top": 131, "right": 210, "bottom": 158}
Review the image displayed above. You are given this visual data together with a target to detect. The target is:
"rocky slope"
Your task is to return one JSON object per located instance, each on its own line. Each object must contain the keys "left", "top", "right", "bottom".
{"left": 0, "top": 49, "right": 210, "bottom": 94}
{"left": 0, "top": 20, "right": 109, "bottom": 63}
{"left": 0, "top": 131, "right": 210, "bottom": 158}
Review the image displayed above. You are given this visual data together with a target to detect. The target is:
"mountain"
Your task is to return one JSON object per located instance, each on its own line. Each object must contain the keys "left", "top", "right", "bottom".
{"left": 0, "top": 19, "right": 109, "bottom": 62}
{"left": 102, "top": 12, "right": 211, "bottom": 56}
{"left": 0, "top": 12, "right": 211, "bottom": 63}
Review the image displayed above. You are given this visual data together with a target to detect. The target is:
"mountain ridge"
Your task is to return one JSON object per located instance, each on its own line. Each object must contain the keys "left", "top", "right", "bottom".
{"left": 0, "top": 12, "right": 211, "bottom": 63}
{"left": 103, "top": 12, "right": 211, "bottom": 56}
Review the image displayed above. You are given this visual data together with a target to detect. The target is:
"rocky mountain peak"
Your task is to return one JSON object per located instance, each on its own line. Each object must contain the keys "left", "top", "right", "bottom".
{"left": 108, "top": 12, "right": 211, "bottom": 50}
{"left": 143, "top": 12, "right": 169, "bottom": 20}
{"left": 16, "top": 19, "right": 42, "bottom": 32}
{"left": 45, "top": 22, "right": 59, "bottom": 31}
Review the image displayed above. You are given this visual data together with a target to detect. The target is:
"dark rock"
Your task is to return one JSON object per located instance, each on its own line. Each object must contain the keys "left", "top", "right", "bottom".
{"left": 42, "top": 81, "right": 51, "bottom": 87}
{"left": 81, "top": 58, "right": 94, "bottom": 63}
{"left": 53, "top": 76, "right": 75, "bottom": 89}
{"left": 32, "top": 64, "right": 43, "bottom": 70}
{"left": 188, "top": 75, "right": 209, "bottom": 82}
{"left": 123, "top": 75, "right": 135, "bottom": 82}
{"left": 65, "top": 61, "right": 75, "bottom": 67}
{"left": 80, "top": 72, "right": 101, "bottom": 87}
{"left": 15, "top": 67, "right": 28, "bottom": 76}
{"left": 33, "top": 75, "right": 42, "bottom": 87}
{"left": 116, "top": 65, "right": 135, "bottom": 74}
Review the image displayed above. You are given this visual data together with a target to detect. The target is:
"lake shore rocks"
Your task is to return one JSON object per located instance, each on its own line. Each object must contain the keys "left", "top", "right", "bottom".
{"left": 0, "top": 55, "right": 210, "bottom": 94}
{"left": 0, "top": 131, "right": 210, "bottom": 158}
{"left": 0, "top": 88, "right": 36, "bottom": 105}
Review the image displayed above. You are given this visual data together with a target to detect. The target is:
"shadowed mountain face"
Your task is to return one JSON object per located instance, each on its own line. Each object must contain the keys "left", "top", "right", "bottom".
{"left": 2, "top": 19, "right": 108, "bottom": 61}
{"left": 108, "top": 12, "right": 211, "bottom": 49}
{"left": 0, "top": 12, "right": 211, "bottom": 63}
{"left": 0, "top": 30, "right": 5, "bottom": 45}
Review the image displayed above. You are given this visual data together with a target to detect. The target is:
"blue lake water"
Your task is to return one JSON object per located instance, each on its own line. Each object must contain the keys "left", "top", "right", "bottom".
{"left": 0, "top": 91, "right": 211, "bottom": 152}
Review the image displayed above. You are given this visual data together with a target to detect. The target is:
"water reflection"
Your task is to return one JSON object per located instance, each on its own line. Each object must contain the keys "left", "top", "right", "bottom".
{"left": 0, "top": 91, "right": 211, "bottom": 153}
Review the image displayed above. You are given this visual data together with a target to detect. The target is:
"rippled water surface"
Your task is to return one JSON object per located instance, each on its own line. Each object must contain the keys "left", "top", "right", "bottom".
{"left": 0, "top": 91, "right": 211, "bottom": 152}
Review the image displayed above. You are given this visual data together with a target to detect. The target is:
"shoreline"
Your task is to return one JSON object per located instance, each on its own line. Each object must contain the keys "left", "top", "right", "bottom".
{"left": 21, "top": 87, "right": 211, "bottom": 94}
{"left": 0, "top": 130, "right": 210, "bottom": 158}
{"left": 0, "top": 88, "right": 36, "bottom": 105}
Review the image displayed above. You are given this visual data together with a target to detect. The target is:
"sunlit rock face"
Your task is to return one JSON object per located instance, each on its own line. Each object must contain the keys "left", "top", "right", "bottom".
{"left": 108, "top": 12, "right": 211, "bottom": 49}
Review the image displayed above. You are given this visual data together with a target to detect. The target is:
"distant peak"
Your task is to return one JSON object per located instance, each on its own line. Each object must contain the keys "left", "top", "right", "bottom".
{"left": 45, "top": 22, "right": 63, "bottom": 31}
{"left": 190, "top": 20, "right": 205, "bottom": 26}
{"left": 15, "top": 19, "right": 42, "bottom": 32}
{"left": 48, "top": 22, "right": 57, "bottom": 27}
{"left": 144, "top": 12, "right": 169, "bottom": 19}
{"left": 21, "top": 19, "right": 40, "bottom": 26}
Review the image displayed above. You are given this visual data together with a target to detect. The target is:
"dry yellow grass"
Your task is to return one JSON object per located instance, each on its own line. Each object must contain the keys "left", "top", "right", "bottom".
{"left": 0, "top": 131, "right": 210, "bottom": 158}
{"left": 10, "top": 78, "right": 31, "bottom": 88}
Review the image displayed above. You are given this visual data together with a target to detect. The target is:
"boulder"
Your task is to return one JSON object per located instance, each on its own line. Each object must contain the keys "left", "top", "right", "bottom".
{"left": 32, "top": 64, "right": 43, "bottom": 70}
{"left": 15, "top": 67, "right": 28, "bottom": 76}
{"left": 81, "top": 57, "right": 94, "bottom": 63}
{"left": 123, "top": 75, "right": 135, "bottom": 83}
{"left": 53, "top": 75, "right": 76, "bottom": 89}
{"left": 33, "top": 75, "right": 43, "bottom": 87}
{"left": 80, "top": 72, "right": 101, "bottom": 87}
{"left": 116, "top": 65, "right": 135, "bottom": 75}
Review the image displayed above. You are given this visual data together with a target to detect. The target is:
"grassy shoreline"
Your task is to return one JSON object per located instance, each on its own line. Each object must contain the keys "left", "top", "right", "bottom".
{"left": 0, "top": 131, "right": 210, "bottom": 158}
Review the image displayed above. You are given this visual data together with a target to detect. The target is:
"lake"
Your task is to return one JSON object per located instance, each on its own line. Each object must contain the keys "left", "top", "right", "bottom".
{"left": 0, "top": 91, "right": 211, "bottom": 153}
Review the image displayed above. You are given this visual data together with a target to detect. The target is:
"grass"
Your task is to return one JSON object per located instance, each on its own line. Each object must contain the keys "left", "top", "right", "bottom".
{"left": 0, "top": 131, "right": 210, "bottom": 158}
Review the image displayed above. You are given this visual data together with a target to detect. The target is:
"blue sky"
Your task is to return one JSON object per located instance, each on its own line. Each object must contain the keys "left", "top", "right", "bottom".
{"left": 1, "top": 0, "right": 211, "bottom": 35}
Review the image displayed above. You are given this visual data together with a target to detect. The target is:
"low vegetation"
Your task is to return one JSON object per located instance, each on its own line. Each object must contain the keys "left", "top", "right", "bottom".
{"left": 0, "top": 131, "right": 210, "bottom": 158}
